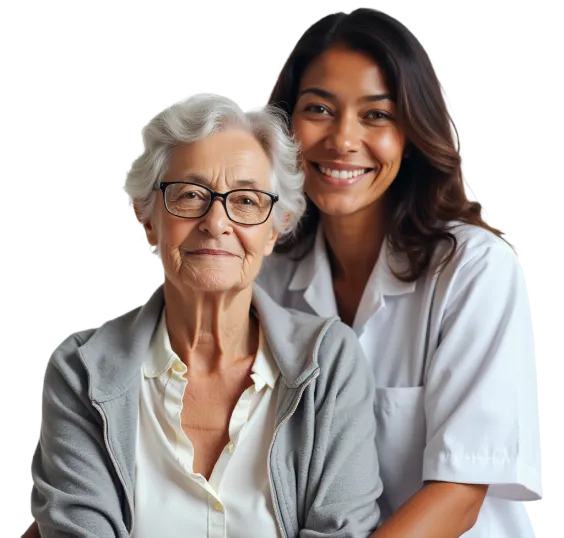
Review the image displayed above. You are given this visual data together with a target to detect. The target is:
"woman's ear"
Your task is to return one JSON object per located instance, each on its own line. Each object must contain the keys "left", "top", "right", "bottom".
{"left": 133, "top": 201, "right": 144, "bottom": 223}
{"left": 263, "top": 224, "right": 280, "bottom": 257}
{"left": 133, "top": 202, "right": 158, "bottom": 247}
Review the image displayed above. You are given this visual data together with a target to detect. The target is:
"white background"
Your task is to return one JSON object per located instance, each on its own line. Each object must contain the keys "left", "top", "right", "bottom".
{"left": 24, "top": 6, "right": 544, "bottom": 538}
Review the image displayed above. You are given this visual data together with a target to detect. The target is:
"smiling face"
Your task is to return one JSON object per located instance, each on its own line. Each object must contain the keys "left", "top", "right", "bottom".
{"left": 292, "top": 46, "right": 406, "bottom": 218}
{"left": 140, "top": 127, "right": 279, "bottom": 294}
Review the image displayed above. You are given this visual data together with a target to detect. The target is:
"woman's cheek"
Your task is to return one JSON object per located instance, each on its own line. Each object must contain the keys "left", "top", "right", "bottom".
{"left": 368, "top": 128, "right": 404, "bottom": 163}
{"left": 293, "top": 119, "right": 319, "bottom": 152}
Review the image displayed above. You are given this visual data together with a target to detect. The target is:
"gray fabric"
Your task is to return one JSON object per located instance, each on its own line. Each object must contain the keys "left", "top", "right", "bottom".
{"left": 31, "top": 284, "right": 382, "bottom": 537}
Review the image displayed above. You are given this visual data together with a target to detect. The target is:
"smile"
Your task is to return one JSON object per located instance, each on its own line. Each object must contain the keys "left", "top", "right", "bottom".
{"left": 184, "top": 249, "right": 235, "bottom": 257}
{"left": 312, "top": 162, "right": 374, "bottom": 185}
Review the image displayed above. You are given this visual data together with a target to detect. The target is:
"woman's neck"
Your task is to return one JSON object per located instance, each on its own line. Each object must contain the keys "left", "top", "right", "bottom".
{"left": 321, "top": 200, "right": 387, "bottom": 284}
{"left": 163, "top": 279, "right": 258, "bottom": 373}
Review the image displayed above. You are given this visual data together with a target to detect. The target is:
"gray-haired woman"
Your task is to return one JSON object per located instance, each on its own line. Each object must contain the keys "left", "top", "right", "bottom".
{"left": 30, "top": 94, "right": 382, "bottom": 538}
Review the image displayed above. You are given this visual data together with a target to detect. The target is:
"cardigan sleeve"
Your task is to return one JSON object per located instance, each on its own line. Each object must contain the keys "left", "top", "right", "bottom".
{"left": 31, "top": 334, "right": 130, "bottom": 538}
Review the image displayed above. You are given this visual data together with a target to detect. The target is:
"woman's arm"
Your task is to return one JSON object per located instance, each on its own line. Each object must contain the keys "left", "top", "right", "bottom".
{"left": 374, "top": 238, "right": 540, "bottom": 536}
{"left": 371, "top": 481, "right": 487, "bottom": 537}
{"left": 299, "top": 322, "right": 383, "bottom": 537}
{"left": 31, "top": 334, "right": 129, "bottom": 538}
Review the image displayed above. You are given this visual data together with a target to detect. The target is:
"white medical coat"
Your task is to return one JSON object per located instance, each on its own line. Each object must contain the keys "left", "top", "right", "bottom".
{"left": 258, "top": 223, "right": 541, "bottom": 537}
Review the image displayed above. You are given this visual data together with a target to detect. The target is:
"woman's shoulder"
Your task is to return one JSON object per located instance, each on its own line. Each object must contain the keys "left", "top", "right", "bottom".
{"left": 428, "top": 222, "right": 527, "bottom": 306}
{"left": 434, "top": 222, "right": 518, "bottom": 276}
{"left": 45, "top": 301, "right": 148, "bottom": 384}
{"left": 47, "top": 330, "right": 95, "bottom": 369}
{"left": 260, "top": 249, "right": 300, "bottom": 274}
{"left": 257, "top": 250, "right": 302, "bottom": 303}
{"left": 316, "top": 319, "right": 373, "bottom": 386}
{"left": 304, "top": 319, "right": 376, "bottom": 413}
{"left": 41, "top": 329, "right": 98, "bottom": 400}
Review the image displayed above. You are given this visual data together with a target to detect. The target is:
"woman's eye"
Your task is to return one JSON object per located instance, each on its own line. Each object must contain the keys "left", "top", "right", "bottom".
{"left": 238, "top": 197, "right": 257, "bottom": 206}
{"left": 365, "top": 110, "right": 391, "bottom": 121}
{"left": 173, "top": 191, "right": 206, "bottom": 204}
{"left": 304, "top": 104, "right": 330, "bottom": 115}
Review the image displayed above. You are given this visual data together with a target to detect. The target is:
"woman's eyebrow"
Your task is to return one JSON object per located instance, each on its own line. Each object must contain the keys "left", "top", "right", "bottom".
{"left": 361, "top": 93, "right": 394, "bottom": 103}
{"left": 182, "top": 173, "right": 210, "bottom": 184}
{"left": 180, "top": 174, "right": 261, "bottom": 190}
{"left": 297, "top": 87, "right": 393, "bottom": 102}
{"left": 297, "top": 87, "right": 335, "bottom": 100}
{"left": 232, "top": 179, "right": 262, "bottom": 189}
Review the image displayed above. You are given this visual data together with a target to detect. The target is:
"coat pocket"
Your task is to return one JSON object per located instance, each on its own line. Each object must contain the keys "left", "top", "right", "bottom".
{"left": 374, "top": 386, "right": 426, "bottom": 512}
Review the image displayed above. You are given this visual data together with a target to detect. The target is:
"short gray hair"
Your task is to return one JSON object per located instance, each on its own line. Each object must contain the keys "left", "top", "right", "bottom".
{"left": 125, "top": 94, "right": 305, "bottom": 237}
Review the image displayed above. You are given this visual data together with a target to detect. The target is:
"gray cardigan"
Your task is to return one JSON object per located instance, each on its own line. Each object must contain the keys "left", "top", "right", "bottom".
{"left": 31, "top": 284, "right": 382, "bottom": 537}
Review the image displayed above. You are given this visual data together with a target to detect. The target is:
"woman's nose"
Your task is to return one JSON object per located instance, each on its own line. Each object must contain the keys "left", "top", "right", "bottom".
{"left": 325, "top": 113, "right": 361, "bottom": 154}
{"left": 198, "top": 198, "right": 231, "bottom": 237}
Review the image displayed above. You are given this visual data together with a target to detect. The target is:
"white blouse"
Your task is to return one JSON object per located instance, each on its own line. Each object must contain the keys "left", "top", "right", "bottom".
{"left": 259, "top": 223, "right": 541, "bottom": 537}
{"left": 134, "top": 311, "right": 281, "bottom": 538}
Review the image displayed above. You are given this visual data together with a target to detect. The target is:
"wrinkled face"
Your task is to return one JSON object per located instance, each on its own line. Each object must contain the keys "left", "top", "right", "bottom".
{"left": 140, "top": 128, "right": 279, "bottom": 294}
{"left": 292, "top": 46, "right": 406, "bottom": 218}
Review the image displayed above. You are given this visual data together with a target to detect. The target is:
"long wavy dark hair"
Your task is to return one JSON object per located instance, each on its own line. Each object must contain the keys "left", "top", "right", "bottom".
{"left": 269, "top": 8, "right": 504, "bottom": 281}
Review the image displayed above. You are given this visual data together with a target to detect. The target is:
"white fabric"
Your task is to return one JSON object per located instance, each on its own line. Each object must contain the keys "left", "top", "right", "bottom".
{"left": 133, "top": 311, "right": 281, "bottom": 538}
{"left": 261, "top": 223, "right": 541, "bottom": 537}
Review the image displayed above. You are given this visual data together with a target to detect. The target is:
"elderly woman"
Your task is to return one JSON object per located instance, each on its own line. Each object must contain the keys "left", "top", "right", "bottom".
{"left": 29, "top": 95, "right": 382, "bottom": 537}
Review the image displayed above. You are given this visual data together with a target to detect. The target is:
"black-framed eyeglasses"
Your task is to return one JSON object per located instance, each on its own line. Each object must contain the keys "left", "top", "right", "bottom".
{"left": 154, "top": 182, "right": 279, "bottom": 226}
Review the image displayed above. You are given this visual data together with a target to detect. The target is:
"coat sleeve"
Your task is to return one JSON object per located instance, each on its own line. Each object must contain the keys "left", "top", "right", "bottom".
{"left": 300, "top": 321, "right": 382, "bottom": 537}
{"left": 31, "top": 335, "right": 130, "bottom": 538}
{"left": 422, "top": 240, "right": 542, "bottom": 501}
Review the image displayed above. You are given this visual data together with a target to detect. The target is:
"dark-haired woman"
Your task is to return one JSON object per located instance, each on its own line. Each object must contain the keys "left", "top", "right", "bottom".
{"left": 260, "top": 8, "right": 541, "bottom": 538}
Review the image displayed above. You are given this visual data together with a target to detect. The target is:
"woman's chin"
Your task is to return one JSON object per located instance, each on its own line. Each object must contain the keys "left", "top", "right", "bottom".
{"left": 309, "top": 193, "right": 367, "bottom": 218}
{"left": 188, "top": 277, "right": 239, "bottom": 294}
{"left": 186, "top": 270, "right": 254, "bottom": 295}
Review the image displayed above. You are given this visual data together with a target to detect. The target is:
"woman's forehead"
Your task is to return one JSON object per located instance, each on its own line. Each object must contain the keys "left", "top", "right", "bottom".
{"left": 299, "top": 46, "right": 390, "bottom": 97}
{"left": 165, "top": 129, "right": 272, "bottom": 186}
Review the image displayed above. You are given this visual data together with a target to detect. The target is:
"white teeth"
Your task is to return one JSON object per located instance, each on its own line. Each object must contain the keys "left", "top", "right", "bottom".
{"left": 318, "top": 165, "right": 368, "bottom": 179}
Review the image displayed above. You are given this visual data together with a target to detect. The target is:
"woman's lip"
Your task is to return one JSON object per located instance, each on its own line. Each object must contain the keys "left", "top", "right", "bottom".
{"left": 314, "top": 161, "right": 372, "bottom": 171}
{"left": 185, "top": 249, "right": 235, "bottom": 256}
{"left": 310, "top": 162, "right": 373, "bottom": 186}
